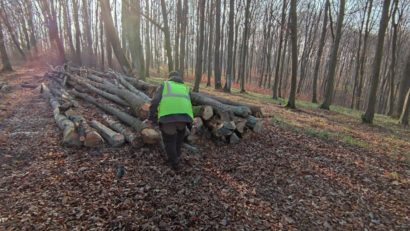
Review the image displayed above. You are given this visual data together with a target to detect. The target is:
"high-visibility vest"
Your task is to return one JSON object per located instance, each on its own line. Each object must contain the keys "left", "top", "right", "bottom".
{"left": 158, "top": 81, "right": 193, "bottom": 120}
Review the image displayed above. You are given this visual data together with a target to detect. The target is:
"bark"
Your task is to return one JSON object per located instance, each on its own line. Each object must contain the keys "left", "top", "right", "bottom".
{"left": 144, "top": 0, "right": 151, "bottom": 78}
{"left": 128, "top": 0, "right": 145, "bottom": 79}
{"left": 90, "top": 120, "right": 125, "bottom": 147}
{"left": 362, "top": 0, "right": 391, "bottom": 124}
{"left": 387, "top": 1, "right": 399, "bottom": 116}
{"left": 223, "top": 0, "right": 235, "bottom": 92}
{"left": 399, "top": 88, "right": 410, "bottom": 126}
{"left": 70, "top": 89, "right": 160, "bottom": 144}
{"left": 0, "top": 6, "right": 26, "bottom": 59}
{"left": 193, "top": 0, "right": 206, "bottom": 92}
{"left": 207, "top": 0, "right": 214, "bottom": 87}
{"left": 286, "top": 0, "right": 298, "bottom": 109}
{"left": 214, "top": 0, "right": 222, "bottom": 89}
{"left": 25, "top": 0, "right": 37, "bottom": 52}
{"left": 395, "top": 49, "right": 410, "bottom": 117}
{"left": 179, "top": 0, "right": 188, "bottom": 78}
{"left": 66, "top": 114, "right": 105, "bottom": 148}
{"left": 239, "top": 0, "right": 251, "bottom": 93}
{"left": 73, "top": 0, "right": 82, "bottom": 65}
{"left": 320, "top": 0, "right": 345, "bottom": 110}
{"left": 191, "top": 92, "right": 250, "bottom": 118}
{"left": 100, "top": 0, "right": 131, "bottom": 74}
{"left": 202, "top": 93, "right": 262, "bottom": 117}
{"left": 62, "top": 1, "right": 75, "bottom": 55}
{"left": 160, "top": 0, "right": 173, "bottom": 72}
{"left": 111, "top": 71, "right": 151, "bottom": 101}
{"left": 41, "top": 83, "right": 81, "bottom": 147}
{"left": 0, "top": 21, "right": 12, "bottom": 71}
{"left": 82, "top": 0, "right": 94, "bottom": 66}
{"left": 272, "top": 0, "right": 287, "bottom": 99}
{"left": 102, "top": 115, "right": 137, "bottom": 144}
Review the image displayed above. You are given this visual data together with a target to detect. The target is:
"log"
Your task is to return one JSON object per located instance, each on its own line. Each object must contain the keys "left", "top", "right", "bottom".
{"left": 84, "top": 75, "right": 150, "bottom": 119}
{"left": 70, "top": 89, "right": 160, "bottom": 144}
{"left": 201, "top": 93, "right": 263, "bottom": 117}
{"left": 41, "top": 83, "right": 81, "bottom": 147}
{"left": 246, "top": 116, "right": 264, "bottom": 133}
{"left": 90, "top": 120, "right": 125, "bottom": 147}
{"left": 191, "top": 92, "right": 250, "bottom": 118}
{"left": 69, "top": 74, "right": 129, "bottom": 107}
{"left": 102, "top": 115, "right": 137, "bottom": 144}
{"left": 68, "top": 115, "right": 105, "bottom": 148}
{"left": 110, "top": 71, "right": 151, "bottom": 101}
{"left": 21, "top": 83, "right": 38, "bottom": 89}
{"left": 121, "top": 75, "right": 158, "bottom": 96}
{"left": 193, "top": 105, "right": 214, "bottom": 120}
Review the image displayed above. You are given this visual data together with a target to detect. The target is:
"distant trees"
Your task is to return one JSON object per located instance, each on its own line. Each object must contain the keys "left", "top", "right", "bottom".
{"left": 0, "top": 0, "right": 409, "bottom": 125}
{"left": 0, "top": 20, "right": 12, "bottom": 71}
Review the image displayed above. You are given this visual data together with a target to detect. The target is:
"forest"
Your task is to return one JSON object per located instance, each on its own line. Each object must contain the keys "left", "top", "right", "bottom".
{"left": 0, "top": 0, "right": 409, "bottom": 229}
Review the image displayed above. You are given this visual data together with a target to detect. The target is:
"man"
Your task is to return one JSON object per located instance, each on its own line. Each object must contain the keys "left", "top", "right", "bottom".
{"left": 147, "top": 71, "right": 193, "bottom": 170}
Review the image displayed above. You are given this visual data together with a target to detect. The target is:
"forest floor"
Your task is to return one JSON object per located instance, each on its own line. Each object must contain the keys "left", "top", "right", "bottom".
{"left": 0, "top": 62, "right": 409, "bottom": 230}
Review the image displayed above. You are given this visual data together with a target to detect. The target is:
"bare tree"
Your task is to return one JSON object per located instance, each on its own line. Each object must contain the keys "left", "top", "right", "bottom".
{"left": 286, "top": 0, "right": 298, "bottom": 109}
{"left": 362, "top": 0, "right": 391, "bottom": 124}
{"left": 0, "top": 20, "right": 12, "bottom": 71}
{"left": 193, "top": 0, "right": 206, "bottom": 92}
{"left": 320, "top": 0, "right": 346, "bottom": 110}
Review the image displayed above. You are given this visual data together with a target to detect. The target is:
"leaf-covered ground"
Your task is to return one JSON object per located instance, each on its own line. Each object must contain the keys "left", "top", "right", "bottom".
{"left": 0, "top": 66, "right": 409, "bottom": 230}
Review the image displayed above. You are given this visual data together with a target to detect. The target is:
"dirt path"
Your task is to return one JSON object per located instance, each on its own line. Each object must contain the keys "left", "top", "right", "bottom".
{"left": 0, "top": 66, "right": 409, "bottom": 230}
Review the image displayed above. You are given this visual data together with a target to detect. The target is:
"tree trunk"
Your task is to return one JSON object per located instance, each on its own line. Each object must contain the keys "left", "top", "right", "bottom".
{"left": 320, "top": 0, "right": 345, "bottom": 110}
{"left": 73, "top": 0, "right": 82, "bottom": 65}
{"left": 82, "top": 0, "right": 94, "bottom": 66}
{"left": 387, "top": 2, "right": 399, "bottom": 116}
{"left": 90, "top": 120, "right": 125, "bottom": 147}
{"left": 239, "top": 0, "right": 251, "bottom": 93}
{"left": 396, "top": 50, "right": 410, "bottom": 117}
{"left": 362, "top": 0, "right": 391, "bottom": 124}
{"left": 0, "top": 21, "right": 12, "bottom": 71}
{"left": 207, "top": 0, "right": 214, "bottom": 87}
{"left": 128, "top": 0, "right": 146, "bottom": 79}
{"left": 179, "top": 0, "right": 188, "bottom": 78}
{"left": 214, "top": 0, "right": 222, "bottom": 89}
{"left": 272, "top": 0, "right": 287, "bottom": 99}
{"left": 144, "top": 0, "right": 151, "bottom": 78}
{"left": 100, "top": 0, "right": 131, "bottom": 74}
{"left": 160, "top": 0, "right": 173, "bottom": 72}
{"left": 193, "top": 0, "right": 206, "bottom": 92}
{"left": 286, "top": 0, "right": 298, "bottom": 109}
{"left": 399, "top": 88, "right": 410, "bottom": 126}
{"left": 102, "top": 115, "right": 137, "bottom": 144}
{"left": 223, "top": 0, "right": 234, "bottom": 92}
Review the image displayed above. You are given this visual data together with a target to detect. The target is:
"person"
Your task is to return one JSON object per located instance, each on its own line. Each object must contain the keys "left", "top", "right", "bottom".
{"left": 147, "top": 71, "right": 193, "bottom": 170}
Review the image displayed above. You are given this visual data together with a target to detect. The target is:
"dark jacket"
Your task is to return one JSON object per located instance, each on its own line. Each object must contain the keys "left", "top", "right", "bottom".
{"left": 149, "top": 76, "right": 193, "bottom": 124}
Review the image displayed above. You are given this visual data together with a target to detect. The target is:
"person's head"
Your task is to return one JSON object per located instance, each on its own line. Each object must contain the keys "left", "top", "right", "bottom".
{"left": 168, "top": 71, "right": 181, "bottom": 79}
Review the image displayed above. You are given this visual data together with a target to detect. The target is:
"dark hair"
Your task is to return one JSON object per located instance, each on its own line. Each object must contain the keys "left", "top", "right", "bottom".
{"left": 169, "top": 71, "right": 180, "bottom": 78}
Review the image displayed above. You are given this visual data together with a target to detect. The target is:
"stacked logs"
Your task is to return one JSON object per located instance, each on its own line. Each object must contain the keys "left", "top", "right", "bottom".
{"left": 43, "top": 65, "right": 263, "bottom": 148}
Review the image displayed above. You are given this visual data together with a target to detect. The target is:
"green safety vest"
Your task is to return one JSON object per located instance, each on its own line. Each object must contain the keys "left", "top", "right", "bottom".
{"left": 158, "top": 81, "right": 193, "bottom": 120}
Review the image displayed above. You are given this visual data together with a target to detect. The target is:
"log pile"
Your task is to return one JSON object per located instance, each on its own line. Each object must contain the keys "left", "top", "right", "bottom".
{"left": 42, "top": 65, "right": 264, "bottom": 148}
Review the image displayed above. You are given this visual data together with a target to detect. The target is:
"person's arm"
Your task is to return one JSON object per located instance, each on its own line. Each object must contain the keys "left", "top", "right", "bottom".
{"left": 148, "top": 84, "right": 164, "bottom": 124}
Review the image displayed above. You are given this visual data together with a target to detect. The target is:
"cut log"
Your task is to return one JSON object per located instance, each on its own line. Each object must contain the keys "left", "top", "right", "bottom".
{"left": 193, "top": 105, "right": 214, "bottom": 120}
{"left": 90, "top": 120, "right": 125, "bottom": 147}
{"left": 246, "top": 116, "right": 264, "bottom": 133}
{"left": 110, "top": 71, "right": 151, "bottom": 101}
{"left": 68, "top": 115, "right": 105, "bottom": 148}
{"left": 70, "top": 89, "right": 160, "bottom": 144}
{"left": 140, "top": 128, "right": 161, "bottom": 144}
{"left": 201, "top": 93, "right": 263, "bottom": 117}
{"left": 191, "top": 92, "right": 250, "bottom": 118}
{"left": 68, "top": 73, "right": 129, "bottom": 107}
{"left": 121, "top": 75, "right": 158, "bottom": 96}
{"left": 84, "top": 76, "right": 150, "bottom": 119}
{"left": 41, "top": 83, "right": 81, "bottom": 147}
{"left": 102, "top": 115, "right": 137, "bottom": 144}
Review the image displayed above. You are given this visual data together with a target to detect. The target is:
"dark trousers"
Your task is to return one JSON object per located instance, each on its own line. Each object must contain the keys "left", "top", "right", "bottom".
{"left": 160, "top": 122, "right": 186, "bottom": 167}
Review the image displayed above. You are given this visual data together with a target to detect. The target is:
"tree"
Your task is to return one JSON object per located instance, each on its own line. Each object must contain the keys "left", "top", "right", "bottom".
{"left": 214, "top": 0, "right": 222, "bottom": 89}
{"left": 312, "top": 0, "right": 329, "bottom": 103}
{"left": 239, "top": 0, "right": 251, "bottom": 93}
{"left": 128, "top": 0, "right": 145, "bottom": 79}
{"left": 0, "top": 20, "right": 12, "bottom": 71}
{"left": 100, "top": 0, "right": 131, "bottom": 74}
{"left": 160, "top": 0, "right": 173, "bottom": 72}
{"left": 362, "top": 0, "right": 391, "bottom": 124}
{"left": 72, "top": 0, "right": 82, "bottom": 65}
{"left": 207, "top": 0, "right": 214, "bottom": 87}
{"left": 286, "top": 0, "right": 298, "bottom": 109}
{"left": 272, "top": 0, "right": 287, "bottom": 99}
{"left": 320, "top": 0, "right": 346, "bottom": 110}
{"left": 399, "top": 88, "right": 410, "bottom": 126}
{"left": 223, "top": 0, "right": 234, "bottom": 92}
{"left": 193, "top": 0, "right": 206, "bottom": 92}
